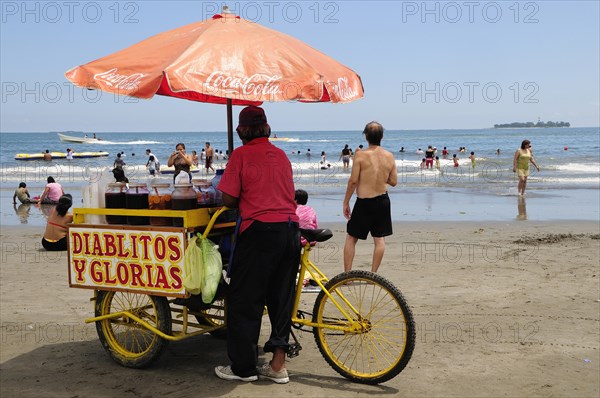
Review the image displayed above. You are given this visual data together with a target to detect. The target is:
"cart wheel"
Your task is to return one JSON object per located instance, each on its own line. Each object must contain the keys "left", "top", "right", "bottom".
{"left": 95, "top": 291, "right": 172, "bottom": 368}
{"left": 195, "top": 297, "right": 227, "bottom": 339}
{"left": 312, "top": 271, "right": 415, "bottom": 384}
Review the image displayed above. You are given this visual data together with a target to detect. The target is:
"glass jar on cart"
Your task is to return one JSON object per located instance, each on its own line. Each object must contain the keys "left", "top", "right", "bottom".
{"left": 126, "top": 183, "right": 150, "bottom": 225}
{"left": 105, "top": 182, "right": 127, "bottom": 224}
{"left": 148, "top": 182, "right": 172, "bottom": 226}
{"left": 171, "top": 183, "right": 197, "bottom": 227}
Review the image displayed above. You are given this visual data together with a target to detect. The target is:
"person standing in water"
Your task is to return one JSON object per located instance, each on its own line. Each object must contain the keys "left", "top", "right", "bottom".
{"left": 167, "top": 143, "right": 193, "bottom": 182}
{"left": 513, "top": 139, "right": 540, "bottom": 196}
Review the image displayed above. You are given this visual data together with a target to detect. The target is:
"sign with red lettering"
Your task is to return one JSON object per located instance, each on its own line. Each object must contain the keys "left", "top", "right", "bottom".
{"left": 68, "top": 226, "right": 186, "bottom": 297}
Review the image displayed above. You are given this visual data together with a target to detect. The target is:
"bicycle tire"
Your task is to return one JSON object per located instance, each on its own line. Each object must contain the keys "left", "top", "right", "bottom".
{"left": 312, "top": 270, "right": 415, "bottom": 384}
{"left": 95, "top": 291, "right": 171, "bottom": 368}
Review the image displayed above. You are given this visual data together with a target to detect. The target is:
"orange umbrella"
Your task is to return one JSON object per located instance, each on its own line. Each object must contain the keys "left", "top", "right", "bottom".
{"left": 65, "top": 8, "right": 364, "bottom": 153}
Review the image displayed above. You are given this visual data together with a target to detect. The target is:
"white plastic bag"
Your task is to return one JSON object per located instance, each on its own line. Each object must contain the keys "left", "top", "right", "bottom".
{"left": 174, "top": 171, "right": 191, "bottom": 184}
{"left": 182, "top": 235, "right": 222, "bottom": 302}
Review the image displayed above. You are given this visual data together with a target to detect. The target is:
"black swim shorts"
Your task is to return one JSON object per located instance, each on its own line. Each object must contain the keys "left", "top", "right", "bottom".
{"left": 347, "top": 193, "right": 392, "bottom": 240}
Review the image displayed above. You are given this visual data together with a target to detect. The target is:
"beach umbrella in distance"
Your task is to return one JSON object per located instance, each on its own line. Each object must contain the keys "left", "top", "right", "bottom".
{"left": 65, "top": 6, "right": 364, "bottom": 154}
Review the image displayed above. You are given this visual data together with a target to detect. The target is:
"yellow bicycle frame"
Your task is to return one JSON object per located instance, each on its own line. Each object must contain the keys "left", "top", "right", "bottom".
{"left": 290, "top": 243, "right": 370, "bottom": 334}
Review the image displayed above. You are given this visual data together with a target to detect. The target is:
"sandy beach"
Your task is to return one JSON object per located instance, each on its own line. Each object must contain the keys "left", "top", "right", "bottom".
{"left": 1, "top": 220, "right": 598, "bottom": 397}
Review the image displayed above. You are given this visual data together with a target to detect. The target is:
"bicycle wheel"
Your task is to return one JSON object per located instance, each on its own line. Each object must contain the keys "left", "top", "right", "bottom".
{"left": 312, "top": 270, "right": 415, "bottom": 384}
{"left": 95, "top": 291, "right": 172, "bottom": 368}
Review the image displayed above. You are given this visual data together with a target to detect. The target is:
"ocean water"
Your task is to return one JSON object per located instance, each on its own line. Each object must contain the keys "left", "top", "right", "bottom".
{"left": 1, "top": 127, "right": 599, "bottom": 225}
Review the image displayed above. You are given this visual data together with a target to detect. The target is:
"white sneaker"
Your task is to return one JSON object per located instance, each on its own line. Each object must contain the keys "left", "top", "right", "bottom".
{"left": 215, "top": 365, "right": 258, "bottom": 382}
{"left": 257, "top": 363, "right": 289, "bottom": 384}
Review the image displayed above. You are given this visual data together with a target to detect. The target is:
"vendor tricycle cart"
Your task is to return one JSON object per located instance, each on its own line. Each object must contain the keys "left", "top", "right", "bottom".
{"left": 68, "top": 206, "right": 415, "bottom": 384}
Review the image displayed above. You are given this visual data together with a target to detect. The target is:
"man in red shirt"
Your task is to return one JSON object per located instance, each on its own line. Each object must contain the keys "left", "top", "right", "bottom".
{"left": 215, "top": 106, "right": 300, "bottom": 384}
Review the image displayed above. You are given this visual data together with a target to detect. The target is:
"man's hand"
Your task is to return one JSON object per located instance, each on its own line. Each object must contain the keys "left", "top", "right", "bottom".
{"left": 343, "top": 203, "right": 352, "bottom": 220}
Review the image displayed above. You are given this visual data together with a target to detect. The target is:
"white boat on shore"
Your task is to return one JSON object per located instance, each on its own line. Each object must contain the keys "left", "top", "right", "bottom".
{"left": 57, "top": 132, "right": 101, "bottom": 143}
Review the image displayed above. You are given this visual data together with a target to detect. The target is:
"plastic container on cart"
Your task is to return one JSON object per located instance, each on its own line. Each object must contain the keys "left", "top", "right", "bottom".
{"left": 105, "top": 182, "right": 127, "bottom": 224}
{"left": 211, "top": 169, "right": 224, "bottom": 206}
{"left": 192, "top": 180, "right": 216, "bottom": 208}
{"left": 172, "top": 183, "right": 197, "bottom": 227}
{"left": 126, "top": 183, "right": 150, "bottom": 225}
{"left": 149, "top": 182, "right": 172, "bottom": 226}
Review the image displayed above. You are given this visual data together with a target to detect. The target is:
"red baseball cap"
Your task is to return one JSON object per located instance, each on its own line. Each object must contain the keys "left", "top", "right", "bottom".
{"left": 238, "top": 106, "right": 268, "bottom": 127}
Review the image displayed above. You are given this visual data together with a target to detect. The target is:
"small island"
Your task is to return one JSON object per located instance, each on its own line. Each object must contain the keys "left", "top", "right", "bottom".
{"left": 494, "top": 121, "right": 570, "bottom": 128}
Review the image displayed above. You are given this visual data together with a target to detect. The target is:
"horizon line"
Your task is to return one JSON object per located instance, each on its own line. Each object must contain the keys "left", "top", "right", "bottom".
{"left": 1, "top": 126, "right": 598, "bottom": 134}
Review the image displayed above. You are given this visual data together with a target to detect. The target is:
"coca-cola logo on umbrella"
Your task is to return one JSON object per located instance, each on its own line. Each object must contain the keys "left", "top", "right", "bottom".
{"left": 202, "top": 71, "right": 282, "bottom": 99}
{"left": 94, "top": 68, "right": 145, "bottom": 91}
{"left": 329, "top": 77, "right": 359, "bottom": 102}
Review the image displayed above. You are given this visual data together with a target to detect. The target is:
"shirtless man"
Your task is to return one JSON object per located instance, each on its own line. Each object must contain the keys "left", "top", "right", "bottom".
{"left": 342, "top": 121, "right": 397, "bottom": 273}
{"left": 205, "top": 142, "right": 215, "bottom": 173}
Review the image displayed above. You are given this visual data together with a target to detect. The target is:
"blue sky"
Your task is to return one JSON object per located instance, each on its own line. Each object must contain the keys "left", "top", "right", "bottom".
{"left": 1, "top": 0, "right": 599, "bottom": 132}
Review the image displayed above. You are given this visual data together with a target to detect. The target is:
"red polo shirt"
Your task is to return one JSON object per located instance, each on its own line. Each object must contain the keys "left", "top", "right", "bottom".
{"left": 217, "top": 137, "right": 299, "bottom": 233}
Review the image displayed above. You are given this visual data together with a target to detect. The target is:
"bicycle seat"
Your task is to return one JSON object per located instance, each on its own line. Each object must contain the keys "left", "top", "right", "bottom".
{"left": 300, "top": 228, "right": 333, "bottom": 243}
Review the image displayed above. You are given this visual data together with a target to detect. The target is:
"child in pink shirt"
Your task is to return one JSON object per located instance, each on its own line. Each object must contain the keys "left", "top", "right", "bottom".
{"left": 295, "top": 189, "right": 319, "bottom": 292}
{"left": 39, "top": 176, "right": 64, "bottom": 204}
{"left": 295, "top": 189, "right": 317, "bottom": 246}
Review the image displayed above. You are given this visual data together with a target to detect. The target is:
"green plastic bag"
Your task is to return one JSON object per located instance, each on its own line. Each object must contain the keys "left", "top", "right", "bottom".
{"left": 200, "top": 236, "right": 223, "bottom": 304}
{"left": 183, "top": 236, "right": 203, "bottom": 295}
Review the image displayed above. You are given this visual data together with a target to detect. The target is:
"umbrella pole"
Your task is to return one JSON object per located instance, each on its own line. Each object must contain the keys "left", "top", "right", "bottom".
{"left": 227, "top": 99, "right": 234, "bottom": 155}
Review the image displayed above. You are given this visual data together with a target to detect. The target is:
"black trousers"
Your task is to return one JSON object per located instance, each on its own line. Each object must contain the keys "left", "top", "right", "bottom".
{"left": 226, "top": 220, "right": 301, "bottom": 377}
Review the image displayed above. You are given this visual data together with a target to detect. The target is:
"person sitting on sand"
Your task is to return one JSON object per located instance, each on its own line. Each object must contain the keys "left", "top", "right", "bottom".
{"left": 39, "top": 176, "right": 64, "bottom": 204}
{"left": 13, "top": 182, "right": 37, "bottom": 204}
{"left": 41, "top": 194, "right": 73, "bottom": 251}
